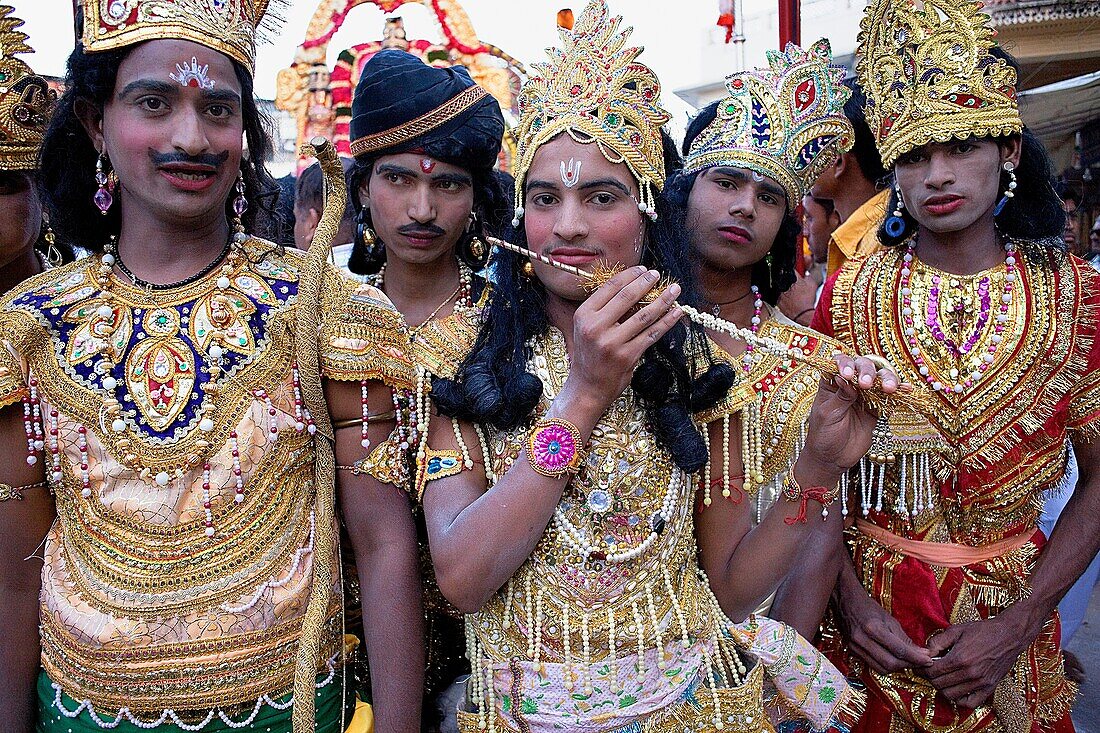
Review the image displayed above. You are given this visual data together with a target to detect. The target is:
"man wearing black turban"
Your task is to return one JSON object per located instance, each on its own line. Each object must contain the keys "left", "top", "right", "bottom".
{"left": 338, "top": 49, "right": 509, "bottom": 733}
{"left": 347, "top": 49, "right": 508, "bottom": 279}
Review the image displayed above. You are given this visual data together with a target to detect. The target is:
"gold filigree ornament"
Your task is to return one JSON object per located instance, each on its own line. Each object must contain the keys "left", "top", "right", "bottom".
{"left": 856, "top": 0, "right": 1023, "bottom": 169}
{"left": 684, "top": 39, "right": 854, "bottom": 206}
{"left": 511, "top": 0, "right": 670, "bottom": 227}
{"left": 0, "top": 5, "right": 55, "bottom": 172}
{"left": 81, "top": 0, "right": 280, "bottom": 73}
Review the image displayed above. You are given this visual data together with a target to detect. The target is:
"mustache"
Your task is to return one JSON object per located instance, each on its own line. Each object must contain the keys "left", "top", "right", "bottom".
{"left": 149, "top": 150, "right": 231, "bottom": 168}
{"left": 397, "top": 223, "right": 446, "bottom": 237}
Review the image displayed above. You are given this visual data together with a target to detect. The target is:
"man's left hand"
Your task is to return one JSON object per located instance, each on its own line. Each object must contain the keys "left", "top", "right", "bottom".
{"left": 924, "top": 615, "right": 1034, "bottom": 708}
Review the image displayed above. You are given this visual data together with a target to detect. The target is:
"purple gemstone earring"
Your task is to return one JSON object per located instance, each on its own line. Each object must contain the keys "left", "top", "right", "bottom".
{"left": 94, "top": 155, "right": 113, "bottom": 215}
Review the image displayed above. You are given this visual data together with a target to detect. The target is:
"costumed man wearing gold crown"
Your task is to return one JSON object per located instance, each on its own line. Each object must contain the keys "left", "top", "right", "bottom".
{"left": 412, "top": 2, "right": 883, "bottom": 731}
{"left": 340, "top": 48, "right": 511, "bottom": 732}
{"left": 666, "top": 40, "right": 855, "bottom": 636}
{"left": 0, "top": 2, "right": 418, "bottom": 732}
{"left": 813, "top": 0, "right": 1100, "bottom": 731}
{"left": 0, "top": 7, "right": 70, "bottom": 293}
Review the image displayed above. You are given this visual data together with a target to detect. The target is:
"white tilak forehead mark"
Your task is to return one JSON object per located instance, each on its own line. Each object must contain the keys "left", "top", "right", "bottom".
{"left": 560, "top": 158, "right": 582, "bottom": 188}
{"left": 169, "top": 57, "right": 216, "bottom": 90}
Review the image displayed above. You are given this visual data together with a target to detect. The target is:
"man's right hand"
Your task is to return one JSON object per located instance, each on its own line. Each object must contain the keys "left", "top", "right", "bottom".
{"left": 567, "top": 265, "right": 682, "bottom": 412}
{"left": 835, "top": 563, "right": 934, "bottom": 674}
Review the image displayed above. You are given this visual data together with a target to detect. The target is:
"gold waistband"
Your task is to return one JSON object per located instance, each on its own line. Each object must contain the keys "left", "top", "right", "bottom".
{"left": 39, "top": 609, "right": 342, "bottom": 714}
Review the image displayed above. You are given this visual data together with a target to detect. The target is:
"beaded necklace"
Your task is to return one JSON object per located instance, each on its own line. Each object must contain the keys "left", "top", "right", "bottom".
{"left": 23, "top": 232, "right": 319, "bottom": 539}
{"left": 527, "top": 329, "right": 682, "bottom": 564}
{"left": 899, "top": 238, "right": 1017, "bottom": 394}
{"left": 361, "top": 259, "right": 474, "bottom": 469}
{"left": 113, "top": 235, "right": 232, "bottom": 291}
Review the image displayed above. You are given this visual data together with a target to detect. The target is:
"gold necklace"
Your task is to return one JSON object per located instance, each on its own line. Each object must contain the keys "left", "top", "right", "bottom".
{"left": 407, "top": 284, "right": 464, "bottom": 341}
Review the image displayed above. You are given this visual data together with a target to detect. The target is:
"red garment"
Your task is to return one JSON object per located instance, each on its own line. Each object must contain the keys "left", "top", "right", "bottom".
{"left": 815, "top": 246, "right": 1100, "bottom": 733}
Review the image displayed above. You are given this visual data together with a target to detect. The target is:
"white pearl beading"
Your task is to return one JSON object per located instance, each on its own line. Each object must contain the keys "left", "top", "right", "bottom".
{"left": 552, "top": 463, "right": 681, "bottom": 564}
{"left": 221, "top": 511, "right": 316, "bottom": 614}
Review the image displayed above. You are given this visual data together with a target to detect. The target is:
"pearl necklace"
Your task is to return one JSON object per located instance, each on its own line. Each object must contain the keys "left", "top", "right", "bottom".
{"left": 738, "top": 285, "right": 763, "bottom": 372}
{"left": 526, "top": 329, "right": 682, "bottom": 565}
{"left": 899, "top": 240, "right": 1017, "bottom": 394}
{"left": 368, "top": 259, "right": 474, "bottom": 325}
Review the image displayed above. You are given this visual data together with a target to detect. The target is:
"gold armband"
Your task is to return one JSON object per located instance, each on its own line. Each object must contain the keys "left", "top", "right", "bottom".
{"left": 0, "top": 480, "right": 47, "bottom": 502}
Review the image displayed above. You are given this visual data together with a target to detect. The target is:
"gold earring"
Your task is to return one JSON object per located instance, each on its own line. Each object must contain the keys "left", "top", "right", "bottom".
{"left": 470, "top": 237, "right": 486, "bottom": 260}
{"left": 42, "top": 214, "right": 61, "bottom": 267}
{"left": 521, "top": 261, "right": 535, "bottom": 277}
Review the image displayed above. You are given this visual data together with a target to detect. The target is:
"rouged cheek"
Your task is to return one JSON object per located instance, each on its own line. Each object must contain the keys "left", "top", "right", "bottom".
{"left": 523, "top": 212, "right": 557, "bottom": 249}
{"left": 593, "top": 209, "right": 644, "bottom": 264}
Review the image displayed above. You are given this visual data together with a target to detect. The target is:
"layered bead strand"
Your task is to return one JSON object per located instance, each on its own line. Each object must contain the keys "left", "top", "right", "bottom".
{"left": 291, "top": 362, "right": 315, "bottom": 433}
{"left": 359, "top": 381, "right": 371, "bottom": 450}
{"left": 23, "top": 376, "right": 43, "bottom": 465}
{"left": 739, "top": 286, "right": 763, "bottom": 372}
{"left": 48, "top": 408, "right": 61, "bottom": 484}
{"left": 899, "top": 241, "right": 1017, "bottom": 393}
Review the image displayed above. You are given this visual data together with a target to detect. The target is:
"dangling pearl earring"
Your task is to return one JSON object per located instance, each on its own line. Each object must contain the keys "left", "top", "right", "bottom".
{"left": 884, "top": 180, "right": 907, "bottom": 238}
{"left": 232, "top": 171, "right": 248, "bottom": 238}
{"left": 993, "top": 161, "right": 1017, "bottom": 217}
{"left": 94, "top": 154, "right": 114, "bottom": 214}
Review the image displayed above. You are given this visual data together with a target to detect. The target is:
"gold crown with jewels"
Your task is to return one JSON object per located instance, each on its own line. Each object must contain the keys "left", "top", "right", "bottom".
{"left": 512, "top": 0, "right": 670, "bottom": 223}
{"left": 0, "top": 5, "right": 55, "bottom": 171}
{"left": 81, "top": 0, "right": 273, "bottom": 72}
{"left": 856, "top": 0, "right": 1023, "bottom": 169}
{"left": 684, "top": 39, "right": 854, "bottom": 205}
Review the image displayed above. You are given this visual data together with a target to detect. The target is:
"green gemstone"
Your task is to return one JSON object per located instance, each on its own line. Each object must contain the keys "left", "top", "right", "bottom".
{"left": 606, "top": 113, "right": 620, "bottom": 126}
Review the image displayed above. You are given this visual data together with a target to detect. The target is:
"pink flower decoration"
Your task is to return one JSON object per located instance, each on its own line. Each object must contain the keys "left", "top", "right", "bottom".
{"left": 531, "top": 423, "right": 577, "bottom": 471}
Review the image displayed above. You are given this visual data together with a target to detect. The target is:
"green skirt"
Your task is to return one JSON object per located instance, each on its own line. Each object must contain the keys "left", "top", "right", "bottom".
{"left": 37, "top": 669, "right": 352, "bottom": 733}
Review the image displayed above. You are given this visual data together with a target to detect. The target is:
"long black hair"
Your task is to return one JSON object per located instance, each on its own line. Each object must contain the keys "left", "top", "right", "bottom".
{"left": 432, "top": 130, "right": 734, "bottom": 473}
{"left": 668, "top": 100, "right": 801, "bottom": 307}
{"left": 877, "top": 46, "right": 1067, "bottom": 262}
{"left": 39, "top": 45, "right": 278, "bottom": 253}
{"left": 346, "top": 155, "right": 514, "bottom": 275}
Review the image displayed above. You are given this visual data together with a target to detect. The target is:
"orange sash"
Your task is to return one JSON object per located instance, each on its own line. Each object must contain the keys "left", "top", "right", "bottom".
{"left": 855, "top": 520, "right": 1033, "bottom": 567}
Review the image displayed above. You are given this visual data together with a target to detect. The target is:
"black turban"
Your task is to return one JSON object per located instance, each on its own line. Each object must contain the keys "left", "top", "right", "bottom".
{"left": 349, "top": 49, "right": 504, "bottom": 172}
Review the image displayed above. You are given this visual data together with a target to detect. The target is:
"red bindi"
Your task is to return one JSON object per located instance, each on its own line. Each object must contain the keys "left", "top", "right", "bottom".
{"left": 420, "top": 158, "right": 436, "bottom": 174}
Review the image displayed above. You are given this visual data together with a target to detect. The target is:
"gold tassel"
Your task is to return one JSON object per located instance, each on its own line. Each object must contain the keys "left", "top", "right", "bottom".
{"left": 292, "top": 138, "right": 346, "bottom": 733}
